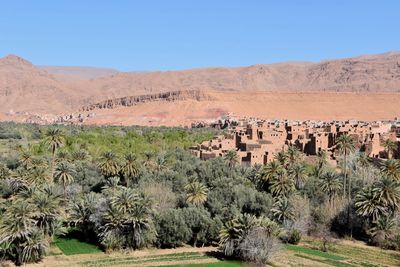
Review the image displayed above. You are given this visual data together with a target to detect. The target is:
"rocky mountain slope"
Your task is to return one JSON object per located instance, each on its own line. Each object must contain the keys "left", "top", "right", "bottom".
{"left": 0, "top": 52, "right": 399, "bottom": 124}
{"left": 40, "top": 65, "right": 118, "bottom": 80}
{"left": 0, "top": 55, "right": 80, "bottom": 114}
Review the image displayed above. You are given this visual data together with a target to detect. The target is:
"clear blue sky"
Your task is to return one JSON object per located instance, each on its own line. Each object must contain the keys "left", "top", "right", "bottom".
{"left": 1, "top": 0, "right": 399, "bottom": 71}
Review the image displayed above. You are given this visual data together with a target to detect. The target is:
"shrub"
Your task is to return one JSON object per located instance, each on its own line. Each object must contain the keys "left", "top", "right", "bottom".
{"left": 283, "top": 229, "right": 302, "bottom": 245}
{"left": 155, "top": 209, "right": 191, "bottom": 248}
{"left": 0, "top": 132, "right": 21, "bottom": 139}
{"left": 239, "top": 227, "right": 281, "bottom": 266}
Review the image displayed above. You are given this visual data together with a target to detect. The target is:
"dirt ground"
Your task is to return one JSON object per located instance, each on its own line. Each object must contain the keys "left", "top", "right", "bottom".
{"left": 78, "top": 91, "right": 400, "bottom": 126}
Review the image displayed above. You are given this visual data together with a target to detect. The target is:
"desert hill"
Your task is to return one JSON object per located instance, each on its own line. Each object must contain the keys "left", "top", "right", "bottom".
{"left": 67, "top": 51, "right": 400, "bottom": 98}
{"left": 0, "top": 52, "right": 400, "bottom": 125}
{"left": 0, "top": 55, "right": 80, "bottom": 114}
{"left": 40, "top": 65, "right": 118, "bottom": 80}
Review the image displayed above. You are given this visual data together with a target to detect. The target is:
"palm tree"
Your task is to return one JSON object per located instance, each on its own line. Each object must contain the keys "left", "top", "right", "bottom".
{"left": 257, "top": 216, "right": 282, "bottom": 237}
{"left": 218, "top": 214, "right": 258, "bottom": 256}
{"left": 44, "top": 128, "right": 65, "bottom": 178}
{"left": 319, "top": 171, "right": 342, "bottom": 208}
{"left": 154, "top": 154, "right": 167, "bottom": 173}
{"left": 184, "top": 181, "right": 208, "bottom": 206}
{"left": 270, "top": 169, "right": 295, "bottom": 197}
{"left": 56, "top": 151, "right": 69, "bottom": 162}
{"left": 355, "top": 186, "right": 386, "bottom": 222}
{"left": 29, "top": 187, "right": 63, "bottom": 238}
{"left": 224, "top": 150, "right": 240, "bottom": 168}
{"left": 368, "top": 216, "right": 396, "bottom": 246}
{"left": 0, "top": 200, "right": 48, "bottom": 265}
{"left": 1, "top": 177, "right": 27, "bottom": 198}
{"left": 289, "top": 163, "right": 308, "bottom": 189}
{"left": 255, "top": 160, "right": 283, "bottom": 189}
{"left": 19, "top": 229, "right": 48, "bottom": 265}
{"left": 107, "top": 187, "right": 153, "bottom": 249}
{"left": 19, "top": 150, "right": 33, "bottom": 169}
{"left": 373, "top": 177, "right": 400, "bottom": 211}
{"left": 275, "top": 150, "right": 289, "bottom": 167}
{"left": 143, "top": 151, "right": 155, "bottom": 168}
{"left": 53, "top": 161, "right": 75, "bottom": 198}
{"left": 71, "top": 149, "right": 89, "bottom": 162}
{"left": 380, "top": 159, "right": 400, "bottom": 181}
{"left": 30, "top": 157, "right": 48, "bottom": 169}
{"left": 102, "top": 177, "right": 123, "bottom": 195}
{"left": 336, "top": 134, "right": 355, "bottom": 200}
{"left": 124, "top": 196, "right": 153, "bottom": 249}
{"left": 382, "top": 139, "right": 397, "bottom": 159}
{"left": 122, "top": 153, "right": 139, "bottom": 186}
{"left": 271, "top": 197, "right": 294, "bottom": 225}
{"left": 25, "top": 165, "right": 48, "bottom": 186}
{"left": 219, "top": 219, "right": 243, "bottom": 257}
{"left": 315, "top": 150, "right": 328, "bottom": 179}
{"left": 287, "top": 146, "right": 301, "bottom": 166}
{"left": 0, "top": 200, "right": 36, "bottom": 242}
{"left": 357, "top": 152, "right": 370, "bottom": 184}
{"left": 110, "top": 187, "right": 139, "bottom": 213}
{"left": 68, "top": 192, "right": 99, "bottom": 240}
{"left": 98, "top": 151, "right": 119, "bottom": 178}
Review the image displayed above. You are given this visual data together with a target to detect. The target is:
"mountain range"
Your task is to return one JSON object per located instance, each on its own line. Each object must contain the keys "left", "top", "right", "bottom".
{"left": 1, "top": 52, "right": 400, "bottom": 125}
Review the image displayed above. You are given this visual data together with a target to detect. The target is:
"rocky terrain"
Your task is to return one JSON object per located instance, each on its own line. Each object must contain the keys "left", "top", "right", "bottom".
{"left": 40, "top": 65, "right": 118, "bottom": 80}
{"left": 80, "top": 90, "right": 214, "bottom": 111}
{"left": 0, "top": 52, "right": 399, "bottom": 125}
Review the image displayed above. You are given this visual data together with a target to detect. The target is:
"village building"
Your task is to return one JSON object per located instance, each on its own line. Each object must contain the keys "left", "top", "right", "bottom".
{"left": 190, "top": 118, "right": 400, "bottom": 166}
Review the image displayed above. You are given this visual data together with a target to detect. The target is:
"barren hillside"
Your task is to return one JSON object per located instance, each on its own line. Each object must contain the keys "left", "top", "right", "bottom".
{"left": 40, "top": 65, "right": 118, "bottom": 80}
{"left": 0, "top": 52, "right": 399, "bottom": 125}
{"left": 0, "top": 55, "right": 80, "bottom": 114}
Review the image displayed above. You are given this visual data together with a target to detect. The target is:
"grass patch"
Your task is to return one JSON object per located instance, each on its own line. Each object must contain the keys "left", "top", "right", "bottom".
{"left": 294, "top": 254, "right": 354, "bottom": 267}
{"left": 80, "top": 252, "right": 202, "bottom": 264}
{"left": 300, "top": 238, "right": 400, "bottom": 266}
{"left": 54, "top": 237, "right": 102, "bottom": 255}
{"left": 286, "top": 244, "right": 346, "bottom": 261}
{"left": 80, "top": 252, "right": 216, "bottom": 267}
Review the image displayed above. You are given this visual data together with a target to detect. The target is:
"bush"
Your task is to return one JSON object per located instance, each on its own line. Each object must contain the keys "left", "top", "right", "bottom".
{"left": 283, "top": 229, "right": 302, "bottom": 245}
{"left": 155, "top": 209, "right": 191, "bottom": 248}
{"left": 239, "top": 227, "right": 281, "bottom": 266}
{"left": 0, "top": 132, "right": 21, "bottom": 139}
{"left": 181, "top": 207, "right": 215, "bottom": 246}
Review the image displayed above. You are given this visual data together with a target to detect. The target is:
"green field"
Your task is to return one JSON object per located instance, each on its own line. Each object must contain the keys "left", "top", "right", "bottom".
{"left": 54, "top": 237, "right": 102, "bottom": 255}
{"left": 270, "top": 238, "right": 400, "bottom": 267}
{"left": 79, "top": 252, "right": 225, "bottom": 267}
{"left": 286, "top": 244, "right": 347, "bottom": 261}
{"left": 47, "top": 237, "right": 400, "bottom": 267}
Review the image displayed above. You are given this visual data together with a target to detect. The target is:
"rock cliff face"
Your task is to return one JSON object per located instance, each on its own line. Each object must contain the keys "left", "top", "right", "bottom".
{"left": 80, "top": 90, "right": 214, "bottom": 111}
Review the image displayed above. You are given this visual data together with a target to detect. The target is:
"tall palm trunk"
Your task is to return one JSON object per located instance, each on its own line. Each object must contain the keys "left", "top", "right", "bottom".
{"left": 343, "top": 151, "right": 347, "bottom": 197}
{"left": 50, "top": 148, "right": 56, "bottom": 183}
{"left": 63, "top": 184, "right": 67, "bottom": 199}
{"left": 344, "top": 150, "right": 352, "bottom": 237}
{"left": 362, "top": 168, "right": 366, "bottom": 185}
{"left": 348, "top": 167, "right": 351, "bottom": 204}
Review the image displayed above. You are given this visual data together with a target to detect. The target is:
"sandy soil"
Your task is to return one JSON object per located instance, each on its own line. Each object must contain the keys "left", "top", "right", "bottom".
{"left": 81, "top": 91, "right": 400, "bottom": 126}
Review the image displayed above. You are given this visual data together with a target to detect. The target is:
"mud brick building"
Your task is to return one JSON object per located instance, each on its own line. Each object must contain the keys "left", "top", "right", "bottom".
{"left": 190, "top": 118, "right": 400, "bottom": 166}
